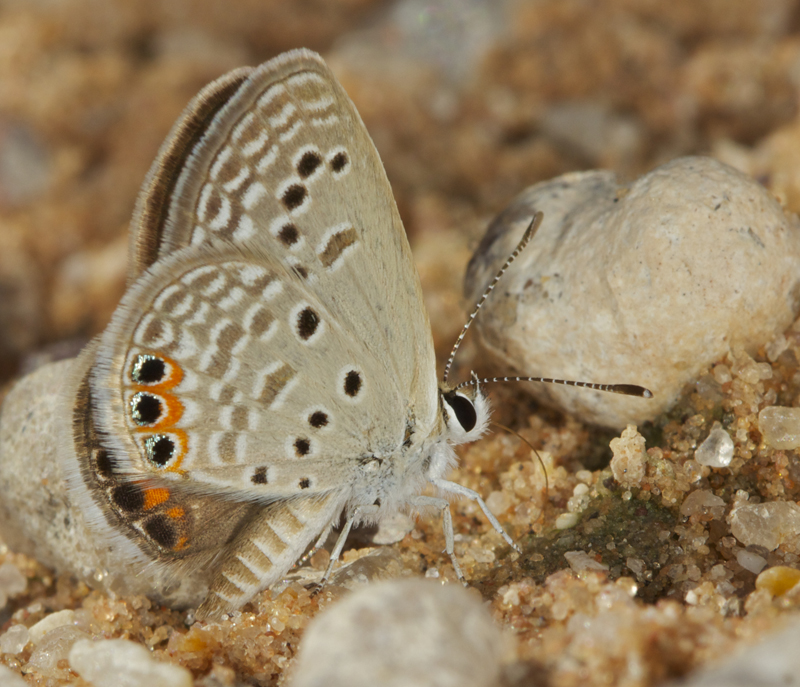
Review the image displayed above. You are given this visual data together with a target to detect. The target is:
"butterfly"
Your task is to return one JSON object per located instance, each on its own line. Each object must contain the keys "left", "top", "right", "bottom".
{"left": 58, "top": 49, "right": 649, "bottom": 620}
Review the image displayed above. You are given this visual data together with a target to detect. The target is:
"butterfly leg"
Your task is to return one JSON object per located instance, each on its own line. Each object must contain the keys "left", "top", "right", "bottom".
{"left": 409, "top": 494, "right": 465, "bottom": 583}
{"left": 429, "top": 478, "right": 522, "bottom": 553}
{"left": 318, "top": 504, "right": 380, "bottom": 587}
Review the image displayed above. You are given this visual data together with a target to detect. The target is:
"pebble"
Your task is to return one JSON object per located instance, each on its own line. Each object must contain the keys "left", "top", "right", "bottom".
{"left": 609, "top": 425, "right": 647, "bottom": 487}
{"left": 729, "top": 500, "right": 800, "bottom": 551}
{"left": 695, "top": 423, "right": 735, "bottom": 467}
{"left": 680, "top": 490, "right": 726, "bottom": 518}
{"left": 289, "top": 579, "right": 505, "bottom": 687}
{"left": 735, "top": 550, "right": 768, "bottom": 574}
{"left": 755, "top": 566, "right": 800, "bottom": 596}
{"left": 69, "top": 638, "right": 193, "bottom": 687}
{"left": 0, "top": 624, "right": 28, "bottom": 655}
{"left": 28, "top": 609, "right": 75, "bottom": 644}
{"left": 564, "top": 551, "right": 609, "bottom": 573}
{"left": 0, "top": 665, "right": 26, "bottom": 687}
{"left": 465, "top": 156, "right": 800, "bottom": 428}
{"left": 26, "top": 625, "right": 90, "bottom": 680}
{"left": 758, "top": 406, "right": 800, "bottom": 449}
{"left": 664, "top": 618, "right": 800, "bottom": 687}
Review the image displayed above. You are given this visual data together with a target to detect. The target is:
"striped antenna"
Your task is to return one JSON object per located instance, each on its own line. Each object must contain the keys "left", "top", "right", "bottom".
{"left": 443, "top": 211, "right": 543, "bottom": 384}
{"left": 456, "top": 375, "right": 652, "bottom": 398}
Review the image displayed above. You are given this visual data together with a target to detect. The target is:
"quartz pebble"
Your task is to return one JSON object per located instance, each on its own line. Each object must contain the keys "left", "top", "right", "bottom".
{"left": 680, "top": 490, "right": 726, "bottom": 518}
{"left": 758, "top": 406, "right": 800, "bottom": 449}
{"left": 609, "top": 425, "right": 647, "bottom": 487}
{"left": 28, "top": 609, "right": 75, "bottom": 644}
{"left": 755, "top": 566, "right": 800, "bottom": 596}
{"left": 465, "top": 157, "right": 800, "bottom": 428}
{"left": 0, "top": 624, "right": 29, "bottom": 654}
{"left": 735, "top": 549, "right": 768, "bottom": 574}
{"left": 564, "top": 551, "right": 609, "bottom": 573}
{"left": 69, "top": 638, "right": 193, "bottom": 687}
{"left": 695, "top": 423, "right": 735, "bottom": 467}
{"left": 26, "top": 625, "right": 90, "bottom": 680}
{"left": 0, "top": 665, "right": 26, "bottom": 687}
{"left": 729, "top": 501, "right": 800, "bottom": 551}
{"left": 289, "top": 579, "right": 505, "bottom": 687}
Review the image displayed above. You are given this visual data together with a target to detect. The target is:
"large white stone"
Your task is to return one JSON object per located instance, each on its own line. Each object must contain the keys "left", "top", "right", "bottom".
{"left": 465, "top": 157, "right": 800, "bottom": 427}
{"left": 289, "top": 579, "right": 506, "bottom": 687}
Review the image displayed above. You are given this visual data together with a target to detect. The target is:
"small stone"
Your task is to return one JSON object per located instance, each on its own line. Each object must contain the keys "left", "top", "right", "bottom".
{"left": 555, "top": 512, "right": 581, "bottom": 530}
{"left": 465, "top": 157, "right": 800, "bottom": 428}
{"left": 755, "top": 566, "right": 800, "bottom": 596}
{"left": 26, "top": 625, "right": 89, "bottom": 680}
{"left": 758, "top": 406, "right": 800, "bottom": 449}
{"left": 736, "top": 550, "right": 768, "bottom": 574}
{"left": 0, "top": 665, "right": 26, "bottom": 687}
{"left": 564, "top": 551, "right": 609, "bottom": 573}
{"left": 695, "top": 423, "right": 735, "bottom": 468}
{"left": 609, "top": 425, "right": 647, "bottom": 487}
{"left": 680, "top": 490, "right": 726, "bottom": 518}
{"left": 729, "top": 501, "right": 800, "bottom": 551}
{"left": 371, "top": 512, "right": 415, "bottom": 545}
{"left": 289, "top": 579, "right": 505, "bottom": 687}
{"left": 69, "top": 638, "right": 193, "bottom": 687}
{"left": 0, "top": 624, "right": 29, "bottom": 654}
{"left": 28, "top": 609, "right": 75, "bottom": 644}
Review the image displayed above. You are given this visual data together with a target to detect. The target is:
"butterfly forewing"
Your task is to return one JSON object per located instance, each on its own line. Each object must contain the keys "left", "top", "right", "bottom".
{"left": 157, "top": 49, "right": 437, "bottom": 427}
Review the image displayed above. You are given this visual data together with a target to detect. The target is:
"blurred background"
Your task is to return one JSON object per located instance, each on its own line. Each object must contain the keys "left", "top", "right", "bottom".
{"left": 1, "top": 0, "right": 800, "bottom": 384}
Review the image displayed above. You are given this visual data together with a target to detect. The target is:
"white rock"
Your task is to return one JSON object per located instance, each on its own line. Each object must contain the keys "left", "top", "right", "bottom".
{"left": 609, "top": 425, "right": 647, "bottom": 487}
{"left": 680, "top": 490, "right": 726, "bottom": 518}
{"left": 69, "top": 638, "right": 193, "bottom": 687}
{"left": 695, "top": 423, "right": 735, "bottom": 467}
{"left": 729, "top": 501, "right": 800, "bottom": 551}
{"left": 28, "top": 609, "right": 75, "bottom": 644}
{"left": 758, "top": 406, "right": 800, "bottom": 449}
{"left": 736, "top": 550, "right": 768, "bottom": 574}
{"left": 26, "top": 625, "right": 89, "bottom": 679}
{"left": 0, "top": 665, "right": 26, "bottom": 687}
{"left": 564, "top": 550, "right": 609, "bottom": 573}
{"left": 289, "top": 579, "right": 506, "bottom": 687}
{"left": 0, "top": 624, "right": 29, "bottom": 654}
{"left": 465, "top": 157, "right": 800, "bottom": 428}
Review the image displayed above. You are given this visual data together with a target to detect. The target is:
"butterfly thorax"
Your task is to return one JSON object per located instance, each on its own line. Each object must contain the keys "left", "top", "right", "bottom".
{"left": 340, "top": 382, "right": 490, "bottom": 524}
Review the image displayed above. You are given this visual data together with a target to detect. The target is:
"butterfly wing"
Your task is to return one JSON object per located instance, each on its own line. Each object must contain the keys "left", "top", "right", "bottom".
{"left": 130, "top": 48, "right": 438, "bottom": 433}
{"left": 82, "top": 50, "right": 440, "bottom": 615}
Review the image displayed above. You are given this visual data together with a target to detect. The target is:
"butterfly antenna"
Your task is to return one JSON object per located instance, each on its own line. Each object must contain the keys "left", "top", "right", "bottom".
{"left": 443, "top": 211, "right": 544, "bottom": 384}
{"left": 457, "top": 375, "right": 653, "bottom": 398}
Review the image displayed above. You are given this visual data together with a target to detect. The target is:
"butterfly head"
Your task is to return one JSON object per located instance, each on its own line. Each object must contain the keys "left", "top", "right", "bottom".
{"left": 439, "top": 380, "right": 490, "bottom": 446}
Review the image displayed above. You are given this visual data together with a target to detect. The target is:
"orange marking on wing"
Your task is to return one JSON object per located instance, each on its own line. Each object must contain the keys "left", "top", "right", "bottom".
{"left": 164, "top": 429, "right": 189, "bottom": 473}
{"left": 174, "top": 536, "right": 189, "bottom": 551}
{"left": 167, "top": 506, "right": 185, "bottom": 519}
{"left": 130, "top": 390, "right": 184, "bottom": 431}
{"left": 143, "top": 487, "right": 170, "bottom": 510}
{"left": 130, "top": 352, "right": 184, "bottom": 391}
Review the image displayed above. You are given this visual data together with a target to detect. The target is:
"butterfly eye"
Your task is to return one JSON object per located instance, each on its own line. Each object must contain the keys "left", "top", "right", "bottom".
{"left": 443, "top": 391, "right": 477, "bottom": 433}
